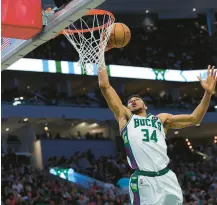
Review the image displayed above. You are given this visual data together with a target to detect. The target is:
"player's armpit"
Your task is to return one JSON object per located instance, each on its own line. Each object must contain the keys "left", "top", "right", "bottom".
{"left": 100, "top": 84, "right": 130, "bottom": 119}
{"left": 157, "top": 113, "right": 198, "bottom": 129}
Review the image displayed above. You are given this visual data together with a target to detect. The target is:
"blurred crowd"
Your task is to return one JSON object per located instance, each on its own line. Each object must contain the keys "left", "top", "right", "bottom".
{"left": 106, "top": 19, "right": 217, "bottom": 70}
{"left": 1, "top": 152, "right": 131, "bottom": 205}
{"left": 2, "top": 85, "right": 217, "bottom": 112}
{"left": 26, "top": 16, "right": 217, "bottom": 70}
{"left": 168, "top": 138, "right": 217, "bottom": 205}
{"left": 46, "top": 152, "right": 131, "bottom": 185}
{"left": 38, "top": 131, "right": 107, "bottom": 141}
{"left": 1, "top": 137, "right": 217, "bottom": 205}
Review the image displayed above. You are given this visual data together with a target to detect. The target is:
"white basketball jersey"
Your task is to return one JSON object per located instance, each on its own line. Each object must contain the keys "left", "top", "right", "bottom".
{"left": 120, "top": 114, "right": 170, "bottom": 172}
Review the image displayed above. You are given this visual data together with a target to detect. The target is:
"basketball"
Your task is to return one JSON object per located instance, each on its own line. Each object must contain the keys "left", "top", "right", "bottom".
{"left": 108, "top": 23, "right": 131, "bottom": 48}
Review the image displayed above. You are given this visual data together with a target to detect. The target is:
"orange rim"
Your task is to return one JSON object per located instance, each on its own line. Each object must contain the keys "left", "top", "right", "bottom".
{"left": 60, "top": 9, "right": 115, "bottom": 34}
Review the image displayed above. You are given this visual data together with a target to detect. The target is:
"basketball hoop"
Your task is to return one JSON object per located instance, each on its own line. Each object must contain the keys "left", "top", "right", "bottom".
{"left": 60, "top": 9, "right": 115, "bottom": 74}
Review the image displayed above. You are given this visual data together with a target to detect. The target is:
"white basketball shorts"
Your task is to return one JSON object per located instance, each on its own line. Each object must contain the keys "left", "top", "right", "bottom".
{"left": 129, "top": 169, "right": 183, "bottom": 205}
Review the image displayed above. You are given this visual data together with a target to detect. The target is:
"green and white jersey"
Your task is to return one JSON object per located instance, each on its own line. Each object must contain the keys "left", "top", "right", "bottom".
{"left": 120, "top": 114, "right": 169, "bottom": 172}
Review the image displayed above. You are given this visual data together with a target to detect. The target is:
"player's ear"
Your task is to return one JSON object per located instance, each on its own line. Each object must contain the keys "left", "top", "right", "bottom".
{"left": 144, "top": 104, "right": 148, "bottom": 110}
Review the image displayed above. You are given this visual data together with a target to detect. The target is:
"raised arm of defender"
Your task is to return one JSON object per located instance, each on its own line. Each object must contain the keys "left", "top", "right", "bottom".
{"left": 98, "top": 65, "right": 131, "bottom": 121}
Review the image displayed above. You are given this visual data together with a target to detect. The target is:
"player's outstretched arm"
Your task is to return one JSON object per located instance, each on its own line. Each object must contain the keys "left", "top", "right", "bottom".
{"left": 158, "top": 65, "right": 217, "bottom": 129}
{"left": 98, "top": 64, "right": 130, "bottom": 120}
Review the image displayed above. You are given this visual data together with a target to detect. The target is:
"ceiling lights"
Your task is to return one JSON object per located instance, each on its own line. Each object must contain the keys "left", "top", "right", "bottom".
{"left": 186, "top": 139, "right": 194, "bottom": 152}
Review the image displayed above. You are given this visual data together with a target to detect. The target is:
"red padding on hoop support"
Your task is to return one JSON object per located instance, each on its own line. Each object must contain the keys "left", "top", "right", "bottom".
{"left": 1, "top": 0, "right": 42, "bottom": 40}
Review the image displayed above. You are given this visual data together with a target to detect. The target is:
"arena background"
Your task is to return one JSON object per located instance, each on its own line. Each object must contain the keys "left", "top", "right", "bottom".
{"left": 1, "top": 0, "right": 217, "bottom": 204}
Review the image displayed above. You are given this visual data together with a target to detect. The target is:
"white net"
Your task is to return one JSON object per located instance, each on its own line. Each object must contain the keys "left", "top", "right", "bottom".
{"left": 63, "top": 9, "right": 115, "bottom": 74}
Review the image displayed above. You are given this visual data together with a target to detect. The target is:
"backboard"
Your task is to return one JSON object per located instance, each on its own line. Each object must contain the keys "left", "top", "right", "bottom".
{"left": 1, "top": 0, "right": 106, "bottom": 71}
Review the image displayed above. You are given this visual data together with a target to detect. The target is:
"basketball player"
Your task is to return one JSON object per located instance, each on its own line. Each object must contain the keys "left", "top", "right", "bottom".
{"left": 98, "top": 63, "right": 216, "bottom": 205}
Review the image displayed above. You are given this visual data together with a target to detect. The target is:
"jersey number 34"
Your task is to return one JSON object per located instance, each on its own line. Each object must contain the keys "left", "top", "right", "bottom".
{"left": 141, "top": 129, "right": 158, "bottom": 143}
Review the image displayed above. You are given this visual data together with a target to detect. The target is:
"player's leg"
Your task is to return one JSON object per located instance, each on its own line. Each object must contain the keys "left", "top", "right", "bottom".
{"left": 129, "top": 172, "right": 165, "bottom": 205}
{"left": 160, "top": 170, "right": 183, "bottom": 205}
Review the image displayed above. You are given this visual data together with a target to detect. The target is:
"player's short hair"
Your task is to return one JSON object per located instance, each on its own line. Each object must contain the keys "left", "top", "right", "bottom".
{"left": 127, "top": 94, "right": 147, "bottom": 106}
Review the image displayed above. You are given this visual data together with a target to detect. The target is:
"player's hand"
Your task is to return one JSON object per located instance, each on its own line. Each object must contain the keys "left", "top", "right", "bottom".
{"left": 100, "top": 34, "right": 113, "bottom": 52}
{"left": 105, "top": 44, "right": 114, "bottom": 52}
{"left": 197, "top": 65, "right": 217, "bottom": 95}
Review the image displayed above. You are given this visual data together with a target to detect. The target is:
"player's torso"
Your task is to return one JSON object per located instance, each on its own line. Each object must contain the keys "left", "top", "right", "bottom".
{"left": 120, "top": 114, "right": 170, "bottom": 172}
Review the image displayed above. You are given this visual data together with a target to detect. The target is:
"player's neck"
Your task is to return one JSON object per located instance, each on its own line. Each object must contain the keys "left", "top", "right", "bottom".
{"left": 137, "top": 112, "right": 147, "bottom": 117}
{"left": 132, "top": 110, "right": 147, "bottom": 117}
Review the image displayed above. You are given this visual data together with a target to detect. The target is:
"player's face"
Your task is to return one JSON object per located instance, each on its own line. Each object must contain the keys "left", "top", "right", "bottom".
{"left": 127, "top": 97, "right": 147, "bottom": 113}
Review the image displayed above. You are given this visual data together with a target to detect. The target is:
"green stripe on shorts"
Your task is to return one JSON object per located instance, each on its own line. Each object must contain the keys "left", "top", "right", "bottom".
{"left": 130, "top": 172, "right": 140, "bottom": 205}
